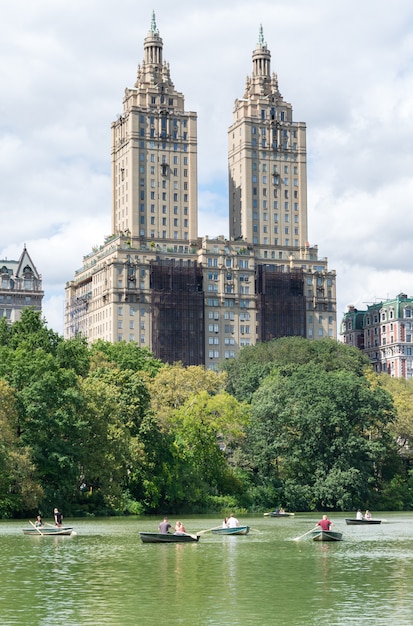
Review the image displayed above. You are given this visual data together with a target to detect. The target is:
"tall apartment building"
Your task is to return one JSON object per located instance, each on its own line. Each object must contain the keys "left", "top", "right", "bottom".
{"left": 111, "top": 12, "right": 198, "bottom": 242}
{"left": 65, "top": 14, "right": 336, "bottom": 368}
{"left": 0, "top": 246, "right": 43, "bottom": 323}
{"left": 229, "top": 25, "right": 308, "bottom": 249}
{"left": 341, "top": 294, "right": 413, "bottom": 378}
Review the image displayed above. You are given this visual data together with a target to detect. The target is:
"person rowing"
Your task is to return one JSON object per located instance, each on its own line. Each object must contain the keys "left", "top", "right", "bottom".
{"left": 317, "top": 514, "right": 333, "bottom": 531}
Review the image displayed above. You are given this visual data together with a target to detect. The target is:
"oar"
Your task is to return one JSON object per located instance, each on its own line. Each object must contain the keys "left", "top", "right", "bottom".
{"left": 188, "top": 534, "right": 199, "bottom": 540}
{"left": 29, "top": 520, "right": 43, "bottom": 535}
{"left": 250, "top": 528, "right": 261, "bottom": 533}
{"left": 334, "top": 525, "right": 353, "bottom": 539}
{"left": 196, "top": 525, "right": 223, "bottom": 535}
{"left": 292, "top": 526, "right": 318, "bottom": 541}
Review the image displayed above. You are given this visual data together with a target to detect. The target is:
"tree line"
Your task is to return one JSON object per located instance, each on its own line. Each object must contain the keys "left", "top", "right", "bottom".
{"left": 0, "top": 309, "right": 412, "bottom": 518}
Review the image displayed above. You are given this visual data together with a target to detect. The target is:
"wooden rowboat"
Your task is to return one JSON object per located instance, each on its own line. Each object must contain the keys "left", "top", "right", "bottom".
{"left": 22, "top": 526, "right": 74, "bottom": 536}
{"left": 139, "top": 532, "right": 199, "bottom": 543}
{"left": 264, "top": 511, "right": 294, "bottom": 518}
{"left": 211, "top": 526, "right": 250, "bottom": 535}
{"left": 345, "top": 518, "right": 381, "bottom": 525}
{"left": 310, "top": 530, "right": 343, "bottom": 542}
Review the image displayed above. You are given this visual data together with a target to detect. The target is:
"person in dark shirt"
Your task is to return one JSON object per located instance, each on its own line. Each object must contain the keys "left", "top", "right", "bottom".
{"left": 158, "top": 517, "right": 172, "bottom": 534}
{"left": 54, "top": 507, "right": 63, "bottom": 527}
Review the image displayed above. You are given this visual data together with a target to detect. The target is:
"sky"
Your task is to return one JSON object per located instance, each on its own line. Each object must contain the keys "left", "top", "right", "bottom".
{"left": 2, "top": 0, "right": 413, "bottom": 336}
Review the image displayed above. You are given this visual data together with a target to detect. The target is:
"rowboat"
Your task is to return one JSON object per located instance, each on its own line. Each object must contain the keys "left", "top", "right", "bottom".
{"left": 264, "top": 512, "right": 294, "bottom": 518}
{"left": 22, "top": 526, "right": 74, "bottom": 536}
{"left": 211, "top": 526, "right": 250, "bottom": 535}
{"left": 310, "top": 530, "right": 343, "bottom": 542}
{"left": 139, "top": 532, "right": 199, "bottom": 543}
{"left": 345, "top": 518, "right": 381, "bottom": 525}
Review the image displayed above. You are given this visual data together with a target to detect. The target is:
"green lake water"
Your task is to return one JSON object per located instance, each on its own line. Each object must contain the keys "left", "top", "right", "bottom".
{"left": 0, "top": 512, "right": 412, "bottom": 625}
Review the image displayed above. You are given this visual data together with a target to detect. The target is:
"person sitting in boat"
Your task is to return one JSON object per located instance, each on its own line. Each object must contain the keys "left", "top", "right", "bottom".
{"left": 158, "top": 516, "right": 172, "bottom": 534}
{"left": 222, "top": 517, "right": 229, "bottom": 528}
{"left": 174, "top": 521, "right": 186, "bottom": 535}
{"left": 54, "top": 507, "right": 63, "bottom": 527}
{"left": 356, "top": 509, "right": 363, "bottom": 520}
{"left": 317, "top": 515, "right": 333, "bottom": 531}
{"left": 364, "top": 510, "right": 372, "bottom": 520}
{"left": 35, "top": 515, "right": 43, "bottom": 528}
{"left": 227, "top": 513, "right": 240, "bottom": 528}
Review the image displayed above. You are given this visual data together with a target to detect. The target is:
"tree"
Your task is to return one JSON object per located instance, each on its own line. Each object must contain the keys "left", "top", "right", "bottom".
{"left": 149, "top": 363, "right": 227, "bottom": 425}
{"left": 245, "top": 364, "right": 398, "bottom": 510}
{"left": 223, "top": 337, "right": 371, "bottom": 402}
{"left": 89, "top": 340, "right": 162, "bottom": 377}
{"left": 0, "top": 380, "right": 43, "bottom": 516}
{"left": 378, "top": 373, "right": 413, "bottom": 455}
{"left": 75, "top": 375, "right": 133, "bottom": 512}
{"left": 164, "top": 391, "right": 250, "bottom": 509}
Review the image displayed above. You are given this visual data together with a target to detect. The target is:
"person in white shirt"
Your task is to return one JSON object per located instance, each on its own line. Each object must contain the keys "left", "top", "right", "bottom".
{"left": 227, "top": 513, "right": 239, "bottom": 528}
{"left": 356, "top": 509, "right": 363, "bottom": 520}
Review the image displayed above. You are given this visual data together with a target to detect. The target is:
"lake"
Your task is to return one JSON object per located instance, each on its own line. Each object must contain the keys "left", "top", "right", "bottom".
{"left": 0, "top": 512, "right": 412, "bottom": 625}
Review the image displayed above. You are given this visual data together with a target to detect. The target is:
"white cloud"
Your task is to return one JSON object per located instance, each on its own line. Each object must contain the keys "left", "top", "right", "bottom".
{"left": 2, "top": 0, "right": 413, "bottom": 335}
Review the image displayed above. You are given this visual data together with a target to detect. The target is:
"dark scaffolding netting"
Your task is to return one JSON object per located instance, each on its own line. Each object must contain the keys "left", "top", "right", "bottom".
{"left": 150, "top": 259, "right": 204, "bottom": 366}
{"left": 256, "top": 264, "right": 306, "bottom": 341}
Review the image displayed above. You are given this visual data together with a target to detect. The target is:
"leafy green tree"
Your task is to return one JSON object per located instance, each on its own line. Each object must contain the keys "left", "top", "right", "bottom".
{"left": 7, "top": 309, "right": 61, "bottom": 353}
{"left": 164, "top": 391, "right": 250, "bottom": 509}
{"left": 89, "top": 340, "right": 162, "bottom": 376}
{"left": 149, "top": 363, "right": 227, "bottom": 425}
{"left": 378, "top": 373, "right": 413, "bottom": 455}
{"left": 17, "top": 364, "right": 86, "bottom": 509}
{"left": 75, "top": 375, "right": 134, "bottom": 512}
{"left": 245, "top": 364, "right": 398, "bottom": 510}
{"left": 223, "top": 337, "right": 371, "bottom": 402}
{"left": 0, "top": 379, "right": 43, "bottom": 516}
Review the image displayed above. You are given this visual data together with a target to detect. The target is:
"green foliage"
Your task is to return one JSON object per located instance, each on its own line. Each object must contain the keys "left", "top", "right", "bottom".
{"left": 90, "top": 340, "right": 162, "bottom": 376}
{"left": 7, "top": 309, "right": 61, "bottom": 354}
{"left": 0, "top": 379, "right": 43, "bottom": 516}
{"left": 149, "top": 363, "right": 228, "bottom": 425}
{"left": 244, "top": 363, "right": 398, "bottom": 510}
{"left": 0, "top": 311, "right": 410, "bottom": 517}
{"left": 223, "top": 337, "right": 371, "bottom": 401}
{"left": 378, "top": 373, "right": 413, "bottom": 455}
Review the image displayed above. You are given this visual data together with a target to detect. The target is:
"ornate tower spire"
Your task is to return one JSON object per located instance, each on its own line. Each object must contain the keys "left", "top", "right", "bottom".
{"left": 150, "top": 10, "right": 158, "bottom": 36}
{"left": 143, "top": 11, "right": 163, "bottom": 68}
{"left": 251, "top": 24, "right": 271, "bottom": 86}
{"left": 258, "top": 23, "right": 266, "bottom": 47}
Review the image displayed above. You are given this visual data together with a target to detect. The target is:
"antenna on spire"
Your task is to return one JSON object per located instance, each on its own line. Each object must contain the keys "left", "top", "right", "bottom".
{"left": 150, "top": 10, "right": 159, "bottom": 36}
{"left": 258, "top": 24, "right": 266, "bottom": 47}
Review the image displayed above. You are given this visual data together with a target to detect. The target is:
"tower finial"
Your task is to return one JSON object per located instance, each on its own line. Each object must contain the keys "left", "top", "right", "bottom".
{"left": 258, "top": 24, "right": 266, "bottom": 47}
{"left": 150, "top": 10, "right": 159, "bottom": 36}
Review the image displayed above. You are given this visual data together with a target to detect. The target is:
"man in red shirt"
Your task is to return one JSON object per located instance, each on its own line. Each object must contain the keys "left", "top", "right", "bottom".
{"left": 317, "top": 515, "right": 333, "bottom": 531}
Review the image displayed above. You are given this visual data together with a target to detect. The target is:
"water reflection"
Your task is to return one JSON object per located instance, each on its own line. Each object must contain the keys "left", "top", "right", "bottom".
{"left": 0, "top": 515, "right": 413, "bottom": 624}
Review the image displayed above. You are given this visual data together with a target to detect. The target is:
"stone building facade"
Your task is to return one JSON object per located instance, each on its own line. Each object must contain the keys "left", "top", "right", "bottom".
{"left": 65, "top": 14, "right": 336, "bottom": 368}
{"left": 0, "top": 246, "right": 43, "bottom": 323}
{"left": 341, "top": 294, "right": 413, "bottom": 378}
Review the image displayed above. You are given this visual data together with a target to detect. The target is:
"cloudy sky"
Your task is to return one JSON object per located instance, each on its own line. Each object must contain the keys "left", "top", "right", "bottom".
{"left": 2, "top": 0, "right": 413, "bottom": 335}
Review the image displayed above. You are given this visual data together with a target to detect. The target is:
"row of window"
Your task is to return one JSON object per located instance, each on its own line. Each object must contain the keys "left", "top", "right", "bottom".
{"left": 139, "top": 113, "right": 187, "bottom": 125}
{"left": 140, "top": 217, "right": 189, "bottom": 227}
{"left": 208, "top": 350, "right": 236, "bottom": 359}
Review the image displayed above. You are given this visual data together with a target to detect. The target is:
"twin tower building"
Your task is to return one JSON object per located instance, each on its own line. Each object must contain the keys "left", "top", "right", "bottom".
{"left": 65, "top": 13, "right": 337, "bottom": 368}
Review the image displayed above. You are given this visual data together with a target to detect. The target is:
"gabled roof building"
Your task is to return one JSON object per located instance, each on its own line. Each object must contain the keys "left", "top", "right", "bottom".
{"left": 0, "top": 246, "right": 43, "bottom": 323}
